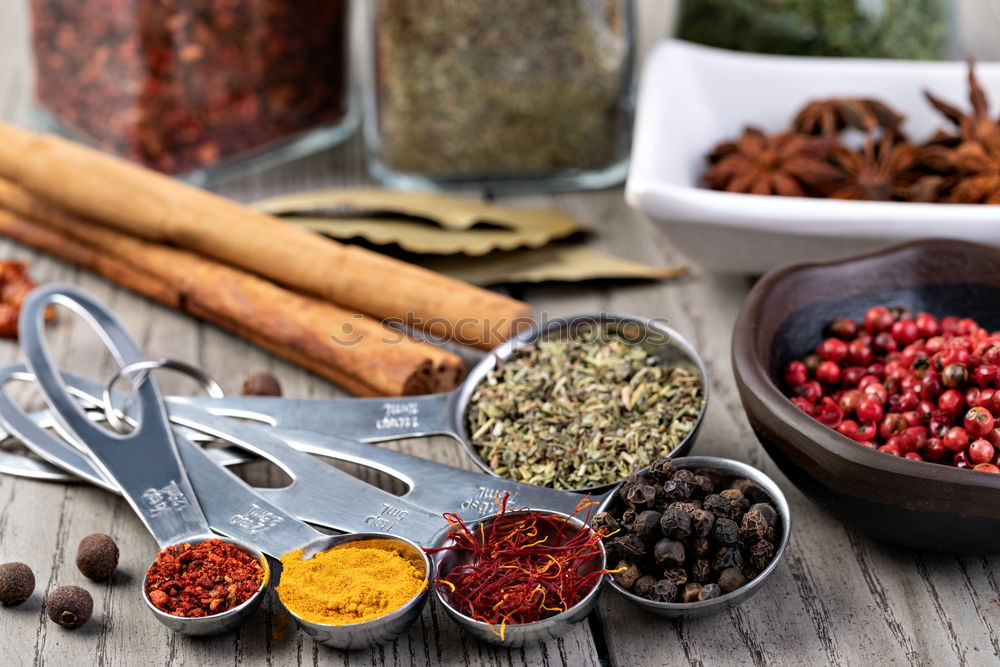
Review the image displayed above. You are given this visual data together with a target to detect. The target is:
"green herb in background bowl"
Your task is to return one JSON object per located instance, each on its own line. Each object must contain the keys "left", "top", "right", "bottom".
{"left": 677, "top": 0, "right": 952, "bottom": 60}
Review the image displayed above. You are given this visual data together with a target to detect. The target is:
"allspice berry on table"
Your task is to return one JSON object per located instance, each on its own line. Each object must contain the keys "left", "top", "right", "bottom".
{"left": 46, "top": 586, "right": 93, "bottom": 628}
{"left": 241, "top": 372, "right": 282, "bottom": 397}
{"left": 76, "top": 534, "right": 119, "bottom": 581}
{"left": 0, "top": 562, "right": 35, "bottom": 605}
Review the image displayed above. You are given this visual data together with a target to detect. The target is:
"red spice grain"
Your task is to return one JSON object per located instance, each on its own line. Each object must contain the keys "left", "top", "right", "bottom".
{"left": 783, "top": 306, "right": 1000, "bottom": 473}
{"left": 0, "top": 260, "right": 50, "bottom": 338}
{"left": 429, "top": 495, "right": 611, "bottom": 641}
{"left": 144, "top": 539, "right": 264, "bottom": 618}
{"left": 30, "top": 0, "right": 349, "bottom": 175}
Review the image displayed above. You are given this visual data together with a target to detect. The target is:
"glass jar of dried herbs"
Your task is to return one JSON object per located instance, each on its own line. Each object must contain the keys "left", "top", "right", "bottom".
{"left": 364, "top": 0, "right": 636, "bottom": 191}
{"left": 29, "top": 0, "right": 356, "bottom": 184}
{"left": 676, "top": 0, "right": 954, "bottom": 60}
{"left": 466, "top": 324, "right": 705, "bottom": 490}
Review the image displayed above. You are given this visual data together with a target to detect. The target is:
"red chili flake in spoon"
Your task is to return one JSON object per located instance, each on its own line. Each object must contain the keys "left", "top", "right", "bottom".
{"left": 144, "top": 539, "right": 263, "bottom": 618}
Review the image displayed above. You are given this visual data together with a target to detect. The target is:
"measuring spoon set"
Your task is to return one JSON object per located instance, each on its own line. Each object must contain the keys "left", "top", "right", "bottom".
{"left": 0, "top": 285, "right": 710, "bottom": 647}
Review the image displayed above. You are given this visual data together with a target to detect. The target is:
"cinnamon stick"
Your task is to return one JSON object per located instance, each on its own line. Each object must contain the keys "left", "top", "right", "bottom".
{"left": 0, "top": 182, "right": 466, "bottom": 396}
{"left": 0, "top": 211, "right": 180, "bottom": 310}
{"left": 0, "top": 122, "right": 532, "bottom": 350}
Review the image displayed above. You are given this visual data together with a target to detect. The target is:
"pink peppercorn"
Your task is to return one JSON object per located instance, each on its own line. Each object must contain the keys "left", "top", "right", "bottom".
{"left": 783, "top": 306, "right": 1000, "bottom": 473}
{"left": 969, "top": 439, "right": 995, "bottom": 465}
{"left": 964, "top": 406, "right": 994, "bottom": 438}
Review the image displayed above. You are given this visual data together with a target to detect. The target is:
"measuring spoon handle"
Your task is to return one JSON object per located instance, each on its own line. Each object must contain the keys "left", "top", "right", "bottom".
{"left": 268, "top": 426, "right": 600, "bottom": 520}
{"left": 19, "top": 285, "right": 212, "bottom": 547}
{"left": 52, "top": 369, "right": 446, "bottom": 544}
{"left": 174, "top": 434, "right": 323, "bottom": 557}
{"left": 172, "top": 393, "right": 461, "bottom": 443}
{"left": 163, "top": 402, "right": 446, "bottom": 546}
{"left": 0, "top": 363, "right": 117, "bottom": 491}
{"left": 0, "top": 372, "right": 321, "bottom": 556}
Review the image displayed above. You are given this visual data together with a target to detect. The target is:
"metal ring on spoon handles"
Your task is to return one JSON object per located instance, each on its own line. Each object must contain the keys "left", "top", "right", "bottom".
{"left": 102, "top": 358, "right": 224, "bottom": 433}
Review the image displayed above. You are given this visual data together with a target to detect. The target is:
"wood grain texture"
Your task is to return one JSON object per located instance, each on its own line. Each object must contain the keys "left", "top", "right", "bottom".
{"left": 2, "top": 1, "right": 1000, "bottom": 666}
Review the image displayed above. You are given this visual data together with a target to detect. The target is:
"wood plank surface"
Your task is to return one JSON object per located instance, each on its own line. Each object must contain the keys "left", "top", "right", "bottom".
{"left": 2, "top": 1, "right": 1000, "bottom": 666}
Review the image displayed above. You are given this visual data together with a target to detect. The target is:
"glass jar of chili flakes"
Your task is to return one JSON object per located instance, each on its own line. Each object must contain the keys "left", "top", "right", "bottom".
{"left": 29, "top": 0, "right": 356, "bottom": 184}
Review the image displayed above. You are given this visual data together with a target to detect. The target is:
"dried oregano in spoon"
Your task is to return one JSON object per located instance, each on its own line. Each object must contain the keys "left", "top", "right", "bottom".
{"left": 467, "top": 330, "right": 705, "bottom": 489}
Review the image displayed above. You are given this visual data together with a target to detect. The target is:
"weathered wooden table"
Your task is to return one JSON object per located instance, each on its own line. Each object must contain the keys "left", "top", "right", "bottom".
{"left": 2, "top": 2, "right": 999, "bottom": 665}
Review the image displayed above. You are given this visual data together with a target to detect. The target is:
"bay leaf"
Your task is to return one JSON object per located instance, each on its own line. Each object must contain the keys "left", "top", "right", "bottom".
{"left": 291, "top": 216, "right": 579, "bottom": 256}
{"left": 253, "top": 188, "right": 584, "bottom": 256}
{"left": 423, "top": 245, "right": 688, "bottom": 286}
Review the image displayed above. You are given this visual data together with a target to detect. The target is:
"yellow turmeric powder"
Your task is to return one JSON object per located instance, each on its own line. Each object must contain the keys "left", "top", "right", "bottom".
{"left": 277, "top": 541, "right": 427, "bottom": 625}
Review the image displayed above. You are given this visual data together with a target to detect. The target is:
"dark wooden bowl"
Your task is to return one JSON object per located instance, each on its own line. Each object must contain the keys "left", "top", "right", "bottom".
{"left": 732, "top": 239, "right": 1000, "bottom": 554}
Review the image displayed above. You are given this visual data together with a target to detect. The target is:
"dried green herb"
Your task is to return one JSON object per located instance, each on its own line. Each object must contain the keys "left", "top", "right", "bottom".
{"left": 467, "top": 330, "right": 704, "bottom": 489}
{"left": 677, "top": 0, "right": 949, "bottom": 60}
{"left": 371, "top": 0, "right": 633, "bottom": 177}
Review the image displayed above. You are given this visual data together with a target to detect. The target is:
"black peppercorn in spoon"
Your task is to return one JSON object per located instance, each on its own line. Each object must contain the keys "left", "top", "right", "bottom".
{"left": 603, "top": 456, "right": 791, "bottom": 618}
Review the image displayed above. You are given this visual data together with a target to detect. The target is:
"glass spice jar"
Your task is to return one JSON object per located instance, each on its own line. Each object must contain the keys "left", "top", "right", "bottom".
{"left": 29, "top": 0, "right": 356, "bottom": 184}
{"left": 364, "top": 0, "right": 636, "bottom": 192}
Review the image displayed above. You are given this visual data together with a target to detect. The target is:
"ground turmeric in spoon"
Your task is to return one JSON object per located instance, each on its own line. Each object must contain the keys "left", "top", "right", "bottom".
{"left": 277, "top": 541, "right": 427, "bottom": 626}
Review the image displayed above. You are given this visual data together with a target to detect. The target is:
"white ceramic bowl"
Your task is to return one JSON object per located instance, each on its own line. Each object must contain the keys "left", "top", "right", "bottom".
{"left": 626, "top": 40, "right": 1000, "bottom": 274}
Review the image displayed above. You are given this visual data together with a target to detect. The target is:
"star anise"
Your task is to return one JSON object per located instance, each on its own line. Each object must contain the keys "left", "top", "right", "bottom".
{"left": 922, "top": 60, "right": 1000, "bottom": 203}
{"left": 793, "top": 98, "right": 905, "bottom": 137}
{"left": 941, "top": 139, "right": 1000, "bottom": 204}
{"left": 828, "top": 135, "right": 919, "bottom": 201}
{"left": 703, "top": 127, "right": 841, "bottom": 197}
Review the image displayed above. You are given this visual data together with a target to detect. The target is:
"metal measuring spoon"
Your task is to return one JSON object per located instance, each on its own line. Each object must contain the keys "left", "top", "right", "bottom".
{"left": 0, "top": 370, "right": 435, "bottom": 649}
{"left": 67, "top": 364, "right": 615, "bottom": 520}
{"left": 0, "top": 405, "right": 248, "bottom": 484}
{"left": 0, "top": 362, "right": 609, "bottom": 528}
{"left": 0, "top": 358, "right": 226, "bottom": 485}
{"left": 429, "top": 509, "right": 607, "bottom": 647}
{"left": 175, "top": 313, "right": 710, "bottom": 493}
{"left": 16, "top": 284, "right": 269, "bottom": 636}
{"left": 0, "top": 408, "right": 83, "bottom": 482}
{"left": 0, "top": 374, "right": 609, "bottom": 648}
{"left": 0, "top": 360, "right": 447, "bottom": 543}
{"left": 179, "top": 439, "right": 436, "bottom": 649}
{"left": 0, "top": 358, "right": 230, "bottom": 484}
